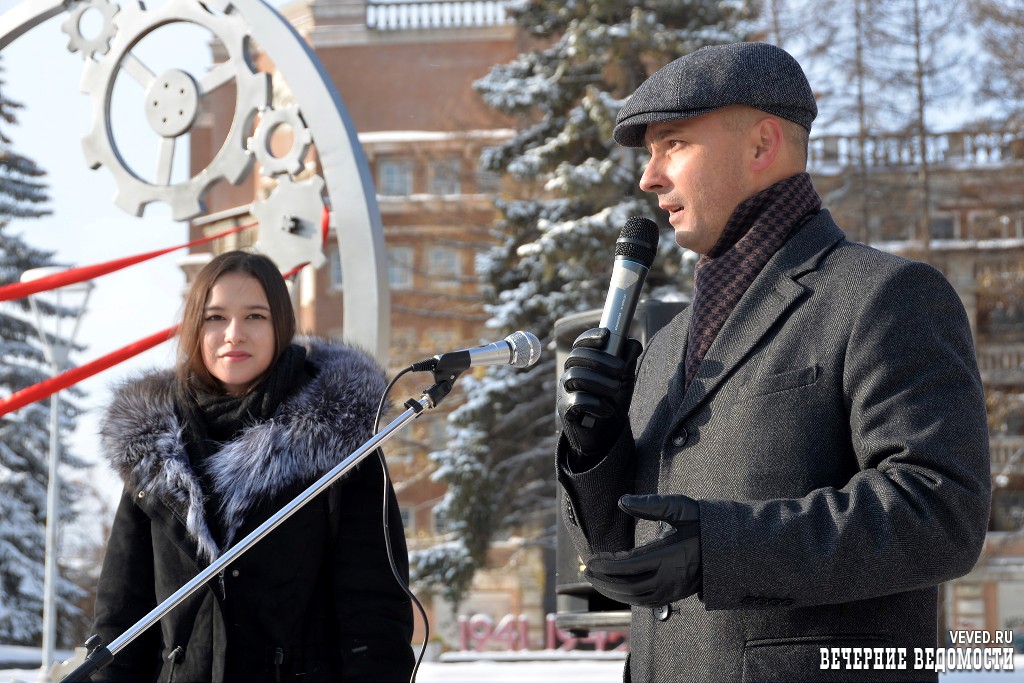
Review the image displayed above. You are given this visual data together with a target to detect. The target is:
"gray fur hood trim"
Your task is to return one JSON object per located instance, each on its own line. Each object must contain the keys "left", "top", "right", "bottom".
{"left": 100, "top": 336, "right": 387, "bottom": 563}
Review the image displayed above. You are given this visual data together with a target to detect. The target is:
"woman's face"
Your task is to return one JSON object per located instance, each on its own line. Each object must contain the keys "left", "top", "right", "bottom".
{"left": 201, "top": 272, "right": 276, "bottom": 396}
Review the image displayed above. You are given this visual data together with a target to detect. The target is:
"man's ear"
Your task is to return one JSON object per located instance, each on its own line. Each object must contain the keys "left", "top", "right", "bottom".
{"left": 749, "top": 117, "right": 784, "bottom": 172}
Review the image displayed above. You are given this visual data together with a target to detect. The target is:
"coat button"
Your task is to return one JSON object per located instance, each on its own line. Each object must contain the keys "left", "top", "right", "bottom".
{"left": 671, "top": 428, "right": 688, "bottom": 448}
{"left": 231, "top": 569, "right": 240, "bottom": 577}
{"left": 653, "top": 604, "right": 671, "bottom": 621}
{"left": 137, "top": 491, "right": 145, "bottom": 499}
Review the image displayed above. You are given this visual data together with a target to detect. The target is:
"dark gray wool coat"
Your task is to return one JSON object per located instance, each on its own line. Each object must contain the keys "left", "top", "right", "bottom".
{"left": 558, "top": 212, "right": 991, "bottom": 683}
{"left": 91, "top": 337, "right": 414, "bottom": 683}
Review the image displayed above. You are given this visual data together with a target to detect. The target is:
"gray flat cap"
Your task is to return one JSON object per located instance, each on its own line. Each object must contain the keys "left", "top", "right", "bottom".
{"left": 614, "top": 42, "right": 817, "bottom": 147}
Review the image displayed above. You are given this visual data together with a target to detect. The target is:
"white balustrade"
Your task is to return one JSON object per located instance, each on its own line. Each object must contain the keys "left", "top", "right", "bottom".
{"left": 366, "top": 0, "right": 510, "bottom": 30}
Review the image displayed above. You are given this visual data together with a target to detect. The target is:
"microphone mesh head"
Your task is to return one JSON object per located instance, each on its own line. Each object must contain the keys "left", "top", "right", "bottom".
{"left": 615, "top": 216, "right": 659, "bottom": 268}
{"left": 506, "top": 331, "right": 542, "bottom": 368}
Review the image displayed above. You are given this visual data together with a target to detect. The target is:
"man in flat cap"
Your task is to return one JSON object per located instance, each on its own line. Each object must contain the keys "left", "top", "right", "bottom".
{"left": 556, "top": 42, "right": 990, "bottom": 682}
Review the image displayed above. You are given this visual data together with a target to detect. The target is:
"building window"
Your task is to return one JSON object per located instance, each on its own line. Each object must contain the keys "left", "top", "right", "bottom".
{"left": 432, "top": 505, "right": 452, "bottom": 536}
{"left": 990, "top": 491, "right": 1024, "bottom": 532}
{"left": 427, "top": 246, "right": 460, "bottom": 285}
{"left": 428, "top": 330, "right": 458, "bottom": 356}
{"left": 400, "top": 507, "right": 414, "bottom": 534}
{"left": 391, "top": 327, "right": 418, "bottom": 355}
{"left": 929, "top": 215, "right": 955, "bottom": 240}
{"left": 970, "top": 211, "right": 1002, "bottom": 240}
{"left": 378, "top": 158, "right": 414, "bottom": 196}
{"left": 976, "top": 260, "right": 1024, "bottom": 343}
{"left": 388, "top": 246, "right": 414, "bottom": 290}
{"left": 428, "top": 157, "right": 461, "bottom": 196}
{"left": 329, "top": 246, "right": 343, "bottom": 290}
{"left": 434, "top": 331, "right": 457, "bottom": 346}
{"left": 477, "top": 148, "right": 502, "bottom": 193}
{"left": 428, "top": 416, "right": 447, "bottom": 449}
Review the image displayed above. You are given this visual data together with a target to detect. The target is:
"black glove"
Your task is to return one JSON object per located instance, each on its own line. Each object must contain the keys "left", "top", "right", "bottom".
{"left": 557, "top": 328, "right": 642, "bottom": 460}
{"left": 584, "top": 494, "right": 702, "bottom": 607}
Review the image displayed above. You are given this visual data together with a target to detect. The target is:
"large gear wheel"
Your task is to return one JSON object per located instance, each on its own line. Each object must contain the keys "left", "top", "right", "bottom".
{"left": 79, "top": 0, "right": 269, "bottom": 220}
{"left": 60, "top": 0, "right": 119, "bottom": 60}
{"left": 252, "top": 175, "right": 327, "bottom": 274}
{"left": 248, "top": 105, "right": 313, "bottom": 177}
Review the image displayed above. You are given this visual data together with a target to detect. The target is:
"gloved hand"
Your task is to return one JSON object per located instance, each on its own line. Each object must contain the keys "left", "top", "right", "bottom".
{"left": 557, "top": 328, "right": 642, "bottom": 460}
{"left": 584, "top": 494, "right": 702, "bottom": 607}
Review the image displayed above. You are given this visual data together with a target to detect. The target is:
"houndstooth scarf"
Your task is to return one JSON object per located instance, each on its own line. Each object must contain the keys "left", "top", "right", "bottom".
{"left": 685, "top": 172, "right": 821, "bottom": 387}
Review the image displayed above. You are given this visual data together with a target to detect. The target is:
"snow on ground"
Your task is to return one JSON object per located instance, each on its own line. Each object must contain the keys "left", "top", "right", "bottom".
{"left": 2, "top": 647, "right": 1022, "bottom": 683}
{"left": 0, "top": 660, "right": 628, "bottom": 683}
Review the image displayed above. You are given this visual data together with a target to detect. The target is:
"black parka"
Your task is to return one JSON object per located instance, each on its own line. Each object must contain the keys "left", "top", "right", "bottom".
{"left": 91, "top": 338, "right": 414, "bottom": 682}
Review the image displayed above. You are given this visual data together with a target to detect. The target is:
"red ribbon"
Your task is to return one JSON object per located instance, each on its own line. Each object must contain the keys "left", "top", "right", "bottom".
{"left": 0, "top": 222, "right": 256, "bottom": 303}
{"left": 0, "top": 325, "right": 180, "bottom": 417}
{"left": 0, "top": 249, "right": 312, "bottom": 417}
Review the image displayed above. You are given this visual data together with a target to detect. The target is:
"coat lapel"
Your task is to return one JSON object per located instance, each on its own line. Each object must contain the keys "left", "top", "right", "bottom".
{"left": 671, "top": 213, "right": 845, "bottom": 425}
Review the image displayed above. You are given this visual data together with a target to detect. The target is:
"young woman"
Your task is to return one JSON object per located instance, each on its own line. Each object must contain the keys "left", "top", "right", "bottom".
{"left": 92, "top": 251, "right": 414, "bottom": 682}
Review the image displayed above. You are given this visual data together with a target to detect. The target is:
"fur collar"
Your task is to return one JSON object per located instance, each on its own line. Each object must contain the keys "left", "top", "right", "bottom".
{"left": 101, "top": 336, "right": 387, "bottom": 563}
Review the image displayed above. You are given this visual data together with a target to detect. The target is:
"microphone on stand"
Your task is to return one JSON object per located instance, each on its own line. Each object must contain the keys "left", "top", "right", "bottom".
{"left": 411, "top": 331, "right": 542, "bottom": 375}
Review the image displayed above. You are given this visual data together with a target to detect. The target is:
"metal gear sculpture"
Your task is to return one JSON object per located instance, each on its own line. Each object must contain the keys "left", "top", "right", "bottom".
{"left": 0, "top": 0, "right": 391, "bottom": 359}
{"left": 251, "top": 175, "right": 327, "bottom": 273}
{"left": 249, "top": 104, "right": 313, "bottom": 177}
{"left": 78, "top": 0, "right": 269, "bottom": 220}
{"left": 60, "top": 0, "right": 118, "bottom": 59}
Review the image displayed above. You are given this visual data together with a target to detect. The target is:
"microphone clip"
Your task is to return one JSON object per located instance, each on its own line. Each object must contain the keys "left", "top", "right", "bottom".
{"left": 421, "top": 369, "right": 462, "bottom": 409}
{"left": 404, "top": 359, "right": 465, "bottom": 408}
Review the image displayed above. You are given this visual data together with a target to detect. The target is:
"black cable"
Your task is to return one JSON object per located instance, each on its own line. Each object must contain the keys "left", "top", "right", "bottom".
{"left": 374, "top": 366, "right": 430, "bottom": 683}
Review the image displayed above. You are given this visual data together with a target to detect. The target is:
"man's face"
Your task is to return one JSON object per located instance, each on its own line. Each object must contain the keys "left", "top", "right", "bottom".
{"left": 639, "top": 111, "right": 752, "bottom": 255}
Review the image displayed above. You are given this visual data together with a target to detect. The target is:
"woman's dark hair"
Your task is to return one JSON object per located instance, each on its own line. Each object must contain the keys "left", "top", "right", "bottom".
{"left": 176, "top": 250, "right": 296, "bottom": 392}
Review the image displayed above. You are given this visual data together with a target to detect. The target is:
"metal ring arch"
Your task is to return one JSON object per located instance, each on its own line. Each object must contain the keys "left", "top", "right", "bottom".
{"left": 0, "top": 0, "right": 390, "bottom": 361}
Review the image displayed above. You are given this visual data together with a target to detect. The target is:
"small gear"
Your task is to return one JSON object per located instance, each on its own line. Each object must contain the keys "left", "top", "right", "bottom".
{"left": 61, "top": 0, "right": 119, "bottom": 60}
{"left": 248, "top": 105, "right": 313, "bottom": 177}
{"left": 252, "top": 174, "right": 328, "bottom": 274}
{"left": 79, "top": 0, "right": 269, "bottom": 220}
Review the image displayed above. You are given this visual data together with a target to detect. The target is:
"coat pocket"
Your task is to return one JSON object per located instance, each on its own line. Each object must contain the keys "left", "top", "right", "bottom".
{"left": 742, "top": 633, "right": 889, "bottom": 683}
{"left": 739, "top": 364, "right": 819, "bottom": 399}
{"left": 261, "top": 644, "right": 333, "bottom": 682}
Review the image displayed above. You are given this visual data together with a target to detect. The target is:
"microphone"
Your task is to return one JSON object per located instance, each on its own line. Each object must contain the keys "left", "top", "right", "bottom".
{"left": 563, "top": 217, "right": 659, "bottom": 430}
{"left": 598, "top": 216, "right": 660, "bottom": 358}
{"left": 412, "top": 331, "right": 542, "bottom": 375}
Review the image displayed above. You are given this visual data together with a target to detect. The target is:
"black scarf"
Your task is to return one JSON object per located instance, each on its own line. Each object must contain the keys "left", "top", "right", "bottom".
{"left": 175, "top": 343, "right": 311, "bottom": 542}
{"left": 685, "top": 172, "right": 821, "bottom": 387}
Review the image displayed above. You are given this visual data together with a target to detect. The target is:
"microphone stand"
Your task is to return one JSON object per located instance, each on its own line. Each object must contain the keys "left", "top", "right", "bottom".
{"left": 61, "top": 370, "right": 462, "bottom": 683}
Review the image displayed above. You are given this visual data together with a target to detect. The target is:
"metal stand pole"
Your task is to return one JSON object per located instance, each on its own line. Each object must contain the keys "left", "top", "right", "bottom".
{"left": 40, "top": 384, "right": 59, "bottom": 679}
{"left": 25, "top": 282, "right": 89, "bottom": 681}
{"left": 61, "top": 377, "right": 454, "bottom": 683}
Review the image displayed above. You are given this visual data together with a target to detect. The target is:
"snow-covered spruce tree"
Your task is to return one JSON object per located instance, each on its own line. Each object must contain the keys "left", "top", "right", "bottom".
{"left": 416, "top": 1, "right": 757, "bottom": 605}
{"left": 0, "top": 57, "right": 87, "bottom": 646}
